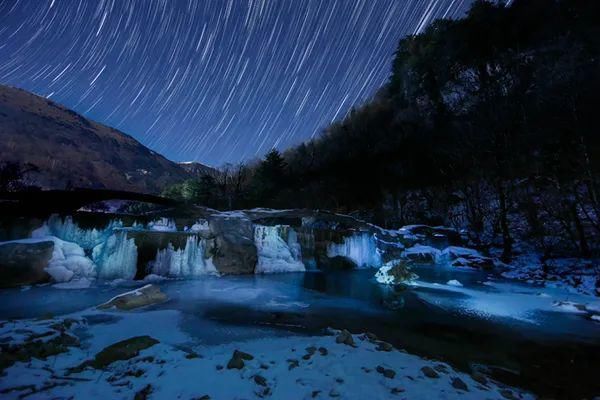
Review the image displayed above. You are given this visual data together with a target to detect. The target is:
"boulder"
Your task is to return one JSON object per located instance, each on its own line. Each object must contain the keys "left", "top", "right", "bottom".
{"left": 98, "top": 284, "right": 168, "bottom": 310}
{"left": 401, "top": 245, "right": 441, "bottom": 264}
{"left": 375, "top": 259, "right": 418, "bottom": 285}
{"left": 71, "top": 336, "right": 159, "bottom": 372}
{"left": 208, "top": 214, "right": 257, "bottom": 274}
{"left": 0, "top": 240, "right": 53, "bottom": 287}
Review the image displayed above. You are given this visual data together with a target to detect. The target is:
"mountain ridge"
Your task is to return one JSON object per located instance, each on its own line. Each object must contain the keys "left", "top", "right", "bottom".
{"left": 0, "top": 84, "right": 212, "bottom": 194}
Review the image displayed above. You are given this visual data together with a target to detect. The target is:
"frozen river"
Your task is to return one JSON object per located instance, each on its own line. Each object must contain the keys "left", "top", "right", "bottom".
{"left": 0, "top": 264, "right": 599, "bottom": 397}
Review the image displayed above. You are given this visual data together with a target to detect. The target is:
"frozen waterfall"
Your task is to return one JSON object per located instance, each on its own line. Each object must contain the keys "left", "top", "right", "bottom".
{"left": 327, "top": 232, "right": 382, "bottom": 268}
{"left": 32, "top": 215, "right": 122, "bottom": 250}
{"left": 148, "top": 235, "right": 216, "bottom": 277}
{"left": 254, "top": 225, "right": 305, "bottom": 273}
{"left": 92, "top": 231, "right": 138, "bottom": 280}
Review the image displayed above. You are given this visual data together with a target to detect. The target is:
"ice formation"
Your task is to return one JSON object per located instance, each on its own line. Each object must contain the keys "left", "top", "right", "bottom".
{"left": 147, "top": 218, "right": 177, "bottom": 232}
{"left": 447, "top": 279, "right": 463, "bottom": 287}
{"left": 254, "top": 225, "right": 305, "bottom": 273}
{"left": 92, "top": 231, "right": 138, "bottom": 280}
{"left": 43, "top": 237, "right": 97, "bottom": 282}
{"left": 148, "top": 235, "right": 217, "bottom": 277}
{"left": 186, "top": 219, "right": 210, "bottom": 233}
{"left": 327, "top": 232, "right": 382, "bottom": 268}
{"left": 32, "top": 215, "right": 122, "bottom": 250}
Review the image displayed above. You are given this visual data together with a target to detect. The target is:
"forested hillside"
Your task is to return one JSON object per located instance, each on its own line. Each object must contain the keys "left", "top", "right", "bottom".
{"left": 168, "top": 0, "right": 600, "bottom": 261}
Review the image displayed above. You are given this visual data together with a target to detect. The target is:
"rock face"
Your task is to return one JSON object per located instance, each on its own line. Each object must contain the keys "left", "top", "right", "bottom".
{"left": 98, "top": 284, "right": 168, "bottom": 310}
{"left": 208, "top": 214, "right": 257, "bottom": 274}
{"left": 0, "top": 240, "right": 53, "bottom": 287}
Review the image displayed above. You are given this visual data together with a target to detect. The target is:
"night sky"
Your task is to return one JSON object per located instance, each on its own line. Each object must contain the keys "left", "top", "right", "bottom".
{"left": 0, "top": 0, "right": 471, "bottom": 167}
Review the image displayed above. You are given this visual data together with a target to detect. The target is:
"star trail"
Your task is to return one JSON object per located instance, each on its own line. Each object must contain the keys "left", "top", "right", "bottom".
{"left": 0, "top": 0, "right": 471, "bottom": 166}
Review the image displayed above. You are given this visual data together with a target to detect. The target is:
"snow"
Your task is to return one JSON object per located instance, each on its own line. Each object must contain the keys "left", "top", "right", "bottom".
{"left": 446, "top": 279, "right": 463, "bottom": 287}
{"left": 52, "top": 277, "right": 93, "bottom": 289}
{"left": 0, "top": 311, "right": 533, "bottom": 400}
{"left": 254, "top": 225, "right": 305, "bottom": 273}
{"left": 148, "top": 235, "right": 217, "bottom": 277}
{"left": 327, "top": 232, "right": 382, "bottom": 268}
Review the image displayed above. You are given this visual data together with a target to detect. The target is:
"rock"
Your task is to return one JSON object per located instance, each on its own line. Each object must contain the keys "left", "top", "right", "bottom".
{"left": 226, "top": 357, "right": 244, "bottom": 370}
{"left": 470, "top": 372, "right": 488, "bottom": 385}
{"left": 365, "top": 332, "right": 378, "bottom": 341}
{"left": 318, "top": 347, "right": 328, "bottom": 356}
{"left": 208, "top": 214, "right": 257, "bottom": 274}
{"left": 376, "top": 365, "right": 396, "bottom": 379}
{"left": 391, "top": 387, "right": 405, "bottom": 395}
{"left": 451, "top": 377, "right": 468, "bottom": 391}
{"left": 402, "top": 245, "right": 441, "bottom": 264}
{"left": 434, "top": 364, "right": 448, "bottom": 373}
{"left": 97, "top": 284, "right": 168, "bottom": 310}
{"left": 500, "top": 389, "right": 518, "bottom": 400}
{"left": 253, "top": 375, "right": 267, "bottom": 387}
{"left": 329, "top": 389, "right": 341, "bottom": 397}
{"left": 421, "top": 366, "right": 440, "bottom": 378}
{"left": 0, "top": 240, "right": 53, "bottom": 287}
{"left": 134, "top": 384, "right": 153, "bottom": 400}
{"left": 71, "top": 336, "right": 159, "bottom": 372}
{"left": 226, "top": 349, "right": 254, "bottom": 369}
{"left": 0, "top": 330, "right": 79, "bottom": 373}
{"left": 287, "top": 359, "right": 299, "bottom": 370}
{"left": 375, "top": 341, "right": 393, "bottom": 352}
{"left": 335, "top": 330, "right": 354, "bottom": 346}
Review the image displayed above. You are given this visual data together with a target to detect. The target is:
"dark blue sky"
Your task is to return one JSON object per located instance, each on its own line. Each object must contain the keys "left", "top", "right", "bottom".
{"left": 0, "top": 0, "right": 471, "bottom": 167}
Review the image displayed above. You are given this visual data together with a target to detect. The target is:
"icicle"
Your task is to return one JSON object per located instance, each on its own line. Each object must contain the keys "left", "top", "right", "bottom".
{"left": 148, "top": 235, "right": 216, "bottom": 278}
{"left": 327, "top": 232, "right": 382, "bottom": 268}
{"left": 92, "top": 231, "right": 138, "bottom": 280}
{"left": 32, "top": 215, "right": 122, "bottom": 250}
{"left": 254, "top": 225, "right": 305, "bottom": 274}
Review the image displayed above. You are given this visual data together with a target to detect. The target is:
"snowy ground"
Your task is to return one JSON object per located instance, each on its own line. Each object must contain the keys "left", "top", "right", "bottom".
{"left": 0, "top": 307, "right": 533, "bottom": 400}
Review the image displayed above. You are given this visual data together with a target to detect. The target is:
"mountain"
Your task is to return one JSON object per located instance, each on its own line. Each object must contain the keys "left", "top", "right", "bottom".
{"left": 178, "top": 161, "right": 219, "bottom": 178}
{"left": 0, "top": 84, "right": 192, "bottom": 194}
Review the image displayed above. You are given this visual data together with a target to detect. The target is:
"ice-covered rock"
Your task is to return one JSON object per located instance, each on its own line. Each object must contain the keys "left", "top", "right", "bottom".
{"left": 441, "top": 246, "right": 494, "bottom": 270}
{"left": 147, "top": 218, "right": 177, "bottom": 232}
{"left": 375, "top": 259, "right": 418, "bottom": 285}
{"left": 327, "top": 232, "right": 382, "bottom": 268}
{"left": 44, "top": 237, "right": 97, "bottom": 283}
{"left": 402, "top": 245, "right": 441, "bottom": 264}
{"left": 186, "top": 219, "right": 210, "bottom": 233}
{"left": 98, "top": 284, "right": 168, "bottom": 310}
{"left": 254, "top": 225, "right": 305, "bottom": 273}
{"left": 447, "top": 279, "right": 463, "bottom": 287}
{"left": 92, "top": 231, "right": 138, "bottom": 280}
{"left": 208, "top": 213, "right": 257, "bottom": 274}
{"left": 148, "top": 235, "right": 217, "bottom": 277}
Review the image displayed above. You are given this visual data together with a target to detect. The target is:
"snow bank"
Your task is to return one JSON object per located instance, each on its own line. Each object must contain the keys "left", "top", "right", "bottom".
{"left": 254, "top": 225, "right": 305, "bottom": 273}
{"left": 327, "top": 232, "right": 382, "bottom": 268}
{"left": 375, "top": 259, "right": 418, "bottom": 285}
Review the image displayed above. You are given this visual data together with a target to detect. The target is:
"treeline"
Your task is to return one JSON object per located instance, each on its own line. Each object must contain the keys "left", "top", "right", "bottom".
{"left": 167, "top": 0, "right": 600, "bottom": 260}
